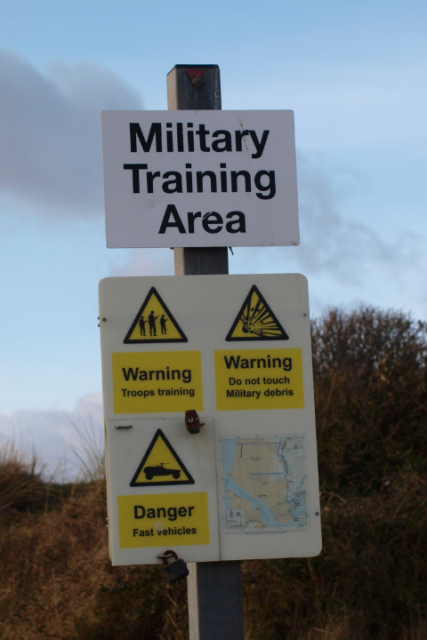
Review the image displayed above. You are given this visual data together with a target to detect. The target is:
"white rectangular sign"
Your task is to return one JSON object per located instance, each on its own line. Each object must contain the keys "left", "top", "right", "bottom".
{"left": 99, "top": 274, "right": 321, "bottom": 565}
{"left": 101, "top": 110, "right": 299, "bottom": 248}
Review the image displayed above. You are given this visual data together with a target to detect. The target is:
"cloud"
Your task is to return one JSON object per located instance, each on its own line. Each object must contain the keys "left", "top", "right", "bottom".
{"left": 0, "top": 391, "right": 104, "bottom": 481}
{"left": 294, "top": 152, "right": 397, "bottom": 278}
{"left": 102, "top": 150, "right": 425, "bottom": 318}
{"left": 231, "top": 150, "right": 424, "bottom": 288}
{"left": 73, "top": 391, "right": 104, "bottom": 425}
{"left": 0, "top": 49, "right": 142, "bottom": 217}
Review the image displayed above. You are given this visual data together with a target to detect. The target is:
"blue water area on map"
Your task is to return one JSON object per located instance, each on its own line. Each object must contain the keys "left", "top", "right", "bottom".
{"left": 223, "top": 476, "right": 283, "bottom": 527}
{"left": 288, "top": 494, "right": 307, "bottom": 522}
{"left": 277, "top": 439, "right": 306, "bottom": 503}
{"left": 222, "top": 440, "right": 237, "bottom": 514}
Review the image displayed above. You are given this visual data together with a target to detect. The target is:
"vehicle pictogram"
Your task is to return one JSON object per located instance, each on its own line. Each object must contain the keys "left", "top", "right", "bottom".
{"left": 143, "top": 462, "right": 181, "bottom": 480}
{"left": 130, "top": 429, "right": 195, "bottom": 487}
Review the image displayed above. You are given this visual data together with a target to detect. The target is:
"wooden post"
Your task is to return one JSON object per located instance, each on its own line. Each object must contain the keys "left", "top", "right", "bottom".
{"left": 167, "top": 64, "right": 245, "bottom": 640}
{"left": 168, "top": 65, "right": 228, "bottom": 277}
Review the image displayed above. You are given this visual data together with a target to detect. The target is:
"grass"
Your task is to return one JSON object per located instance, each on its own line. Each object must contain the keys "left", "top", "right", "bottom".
{"left": 0, "top": 307, "right": 426, "bottom": 639}
{"left": 0, "top": 442, "right": 50, "bottom": 517}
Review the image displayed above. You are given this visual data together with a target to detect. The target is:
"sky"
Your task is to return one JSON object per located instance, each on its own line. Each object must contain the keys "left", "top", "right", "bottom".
{"left": 0, "top": 0, "right": 426, "bottom": 476}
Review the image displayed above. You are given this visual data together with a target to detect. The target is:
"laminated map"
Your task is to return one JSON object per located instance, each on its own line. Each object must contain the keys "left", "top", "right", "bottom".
{"left": 221, "top": 436, "right": 307, "bottom": 532}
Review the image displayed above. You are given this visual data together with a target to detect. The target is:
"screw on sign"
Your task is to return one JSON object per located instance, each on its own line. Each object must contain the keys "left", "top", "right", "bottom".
{"left": 157, "top": 550, "right": 190, "bottom": 583}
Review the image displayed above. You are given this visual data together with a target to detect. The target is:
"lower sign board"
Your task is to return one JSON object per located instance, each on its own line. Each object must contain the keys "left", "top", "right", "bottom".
{"left": 99, "top": 274, "right": 322, "bottom": 565}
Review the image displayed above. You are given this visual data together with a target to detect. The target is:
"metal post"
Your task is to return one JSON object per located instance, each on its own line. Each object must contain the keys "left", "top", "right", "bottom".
{"left": 167, "top": 64, "right": 245, "bottom": 640}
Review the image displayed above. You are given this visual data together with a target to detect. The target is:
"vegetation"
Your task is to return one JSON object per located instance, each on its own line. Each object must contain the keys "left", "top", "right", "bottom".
{"left": 0, "top": 307, "right": 426, "bottom": 639}
{"left": 243, "top": 308, "right": 427, "bottom": 639}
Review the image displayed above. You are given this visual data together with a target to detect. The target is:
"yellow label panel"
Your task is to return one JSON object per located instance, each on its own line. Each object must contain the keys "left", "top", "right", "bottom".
{"left": 215, "top": 348, "right": 304, "bottom": 410}
{"left": 118, "top": 492, "right": 210, "bottom": 548}
{"left": 113, "top": 351, "right": 203, "bottom": 414}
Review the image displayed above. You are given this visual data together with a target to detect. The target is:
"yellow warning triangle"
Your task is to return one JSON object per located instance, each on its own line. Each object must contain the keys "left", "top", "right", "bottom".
{"left": 130, "top": 429, "right": 195, "bottom": 487}
{"left": 226, "top": 285, "right": 289, "bottom": 341}
{"left": 124, "top": 287, "right": 187, "bottom": 344}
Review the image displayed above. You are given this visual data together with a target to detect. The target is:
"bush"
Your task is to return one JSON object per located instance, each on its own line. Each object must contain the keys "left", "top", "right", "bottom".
{"left": 243, "top": 308, "right": 427, "bottom": 639}
{"left": 312, "top": 308, "right": 427, "bottom": 497}
{"left": 0, "top": 307, "right": 426, "bottom": 639}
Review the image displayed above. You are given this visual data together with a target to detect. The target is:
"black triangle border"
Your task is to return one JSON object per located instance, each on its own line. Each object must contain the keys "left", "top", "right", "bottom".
{"left": 130, "top": 428, "right": 195, "bottom": 487}
{"left": 225, "top": 285, "right": 289, "bottom": 342}
{"left": 124, "top": 286, "right": 188, "bottom": 344}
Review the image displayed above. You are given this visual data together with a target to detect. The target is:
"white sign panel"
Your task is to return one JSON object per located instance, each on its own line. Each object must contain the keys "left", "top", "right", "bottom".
{"left": 101, "top": 110, "right": 299, "bottom": 248}
{"left": 105, "top": 417, "right": 220, "bottom": 566}
{"left": 99, "top": 274, "right": 321, "bottom": 565}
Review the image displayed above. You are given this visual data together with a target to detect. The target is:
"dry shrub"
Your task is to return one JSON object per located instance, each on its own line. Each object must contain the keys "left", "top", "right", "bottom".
{"left": 1, "top": 307, "right": 427, "bottom": 639}
{"left": 0, "top": 478, "right": 189, "bottom": 639}
{"left": 312, "top": 307, "right": 427, "bottom": 498}
{"left": 0, "top": 445, "right": 50, "bottom": 517}
{"left": 242, "top": 307, "right": 427, "bottom": 639}
{"left": 243, "top": 479, "right": 427, "bottom": 639}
